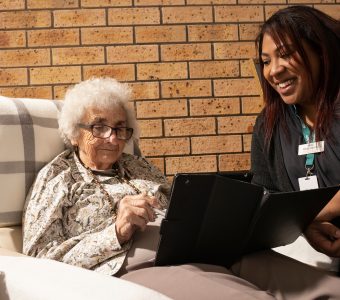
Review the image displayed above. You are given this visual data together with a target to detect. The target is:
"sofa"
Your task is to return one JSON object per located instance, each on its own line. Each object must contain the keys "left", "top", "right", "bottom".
{"left": 0, "top": 95, "right": 337, "bottom": 299}
{"left": 0, "top": 95, "right": 169, "bottom": 300}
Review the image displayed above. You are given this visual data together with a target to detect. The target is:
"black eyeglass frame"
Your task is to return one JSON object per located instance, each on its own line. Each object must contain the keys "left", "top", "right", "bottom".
{"left": 77, "top": 124, "right": 134, "bottom": 140}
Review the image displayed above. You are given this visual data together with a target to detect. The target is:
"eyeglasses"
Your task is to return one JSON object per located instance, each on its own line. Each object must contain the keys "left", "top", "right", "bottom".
{"left": 78, "top": 124, "right": 133, "bottom": 140}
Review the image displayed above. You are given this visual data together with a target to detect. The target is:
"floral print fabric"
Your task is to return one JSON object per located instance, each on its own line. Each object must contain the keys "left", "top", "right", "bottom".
{"left": 23, "top": 150, "right": 170, "bottom": 276}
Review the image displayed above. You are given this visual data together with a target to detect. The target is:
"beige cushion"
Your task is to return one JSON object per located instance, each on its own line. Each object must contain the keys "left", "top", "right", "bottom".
{"left": 0, "top": 226, "right": 23, "bottom": 253}
{"left": 0, "top": 247, "right": 25, "bottom": 257}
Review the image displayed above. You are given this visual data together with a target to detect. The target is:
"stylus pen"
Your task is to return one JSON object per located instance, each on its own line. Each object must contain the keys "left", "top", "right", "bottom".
{"left": 154, "top": 208, "right": 166, "bottom": 217}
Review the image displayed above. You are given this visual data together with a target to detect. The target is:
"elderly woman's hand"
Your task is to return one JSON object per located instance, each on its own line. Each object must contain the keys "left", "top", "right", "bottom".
{"left": 115, "top": 192, "right": 161, "bottom": 245}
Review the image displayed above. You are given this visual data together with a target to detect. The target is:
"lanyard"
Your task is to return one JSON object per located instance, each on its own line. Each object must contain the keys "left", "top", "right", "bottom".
{"left": 293, "top": 105, "right": 315, "bottom": 174}
{"left": 301, "top": 121, "right": 315, "bottom": 168}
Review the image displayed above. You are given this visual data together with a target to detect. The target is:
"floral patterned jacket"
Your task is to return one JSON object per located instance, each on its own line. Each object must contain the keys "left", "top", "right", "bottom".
{"left": 23, "top": 150, "right": 170, "bottom": 276}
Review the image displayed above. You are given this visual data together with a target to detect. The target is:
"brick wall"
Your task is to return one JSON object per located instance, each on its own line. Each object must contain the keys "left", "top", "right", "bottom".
{"left": 0, "top": 1, "right": 339, "bottom": 178}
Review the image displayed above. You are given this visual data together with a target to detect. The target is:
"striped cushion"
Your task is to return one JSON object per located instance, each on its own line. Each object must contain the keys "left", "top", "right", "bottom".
{"left": 0, "top": 96, "right": 141, "bottom": 227}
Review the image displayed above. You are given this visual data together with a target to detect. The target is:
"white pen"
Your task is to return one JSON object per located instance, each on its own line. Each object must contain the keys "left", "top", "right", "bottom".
{"left": 154, "top": 208, "right": 166, "bottom": 217}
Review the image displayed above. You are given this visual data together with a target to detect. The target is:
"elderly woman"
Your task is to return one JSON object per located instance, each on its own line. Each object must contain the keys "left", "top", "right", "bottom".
{"left": 23, "top": 78, "right": 169, "bottom": 276}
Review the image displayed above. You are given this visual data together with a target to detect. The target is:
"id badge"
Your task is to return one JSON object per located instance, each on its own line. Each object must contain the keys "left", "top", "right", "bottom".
{"left": 298, "top": 141, "right": 324, "bottom": 155}
{"left": 298, "top": 175, "right": 319, "bottom": 191}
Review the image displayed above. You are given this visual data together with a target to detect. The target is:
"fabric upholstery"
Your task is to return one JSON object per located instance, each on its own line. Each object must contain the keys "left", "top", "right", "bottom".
{"left": 0, "top": 226, "right": 22, "bottom": 253}
{"left": 0, "top": 96, "right": 65, "bottom": 227}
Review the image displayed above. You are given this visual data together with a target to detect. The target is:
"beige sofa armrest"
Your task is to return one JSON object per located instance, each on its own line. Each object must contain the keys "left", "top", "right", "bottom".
{"left": 0, "top": 226, "right": 23, "bottom": 254}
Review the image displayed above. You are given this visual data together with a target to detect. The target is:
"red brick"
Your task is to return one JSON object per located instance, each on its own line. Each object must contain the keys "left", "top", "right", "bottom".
{"left": 139, "top": 138, "right": 190, "bottom": 156}
{"left": 218, "top": 115, "right": 257, "bottom": 134}
{"left": 219, "top": 153, "right": 251, "bottom": 171}
{"left": 165, "top": 155, "right": 217, "bottom": 174}
{"left": 162, "top": 80, "right": 211, "bottom": 98}
{"left": 162, "top": 6, "right": 213, "bottom": 24}
{"left": 191, "top": 135, "right": 242, "bottom": 154}
{"left": 137, "top": 62, "right": 187, "bottom": 80}
{"left": 164, "top": 117, "right": 215, "bottom": 136}
{"left": 108, "top": 8, "right": 160, "bottom": 25}
{"left": 83, "top": 64, "right": 135, "bottom": 81}
{"left": 137, "top": 99, "right": 187, "bottom": 118}
{"left": 190, "top": 98, "right": 240, "bottom": 116}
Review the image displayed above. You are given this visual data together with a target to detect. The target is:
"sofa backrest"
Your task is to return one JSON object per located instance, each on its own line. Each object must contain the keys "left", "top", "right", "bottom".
{"left": 0, "top": 96, "right": 140, "bottom": 228}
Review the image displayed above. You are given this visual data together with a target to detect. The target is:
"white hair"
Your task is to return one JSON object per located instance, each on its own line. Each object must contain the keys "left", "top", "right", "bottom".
{"left": 58, "top": 77, "right": 139, "bottom": 147}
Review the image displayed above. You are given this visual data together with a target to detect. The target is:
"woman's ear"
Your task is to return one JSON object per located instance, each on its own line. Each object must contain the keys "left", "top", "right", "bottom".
{"left": 70, "top": 138, "right": 78, "bottom": 150}
{"left": 70, "top": 139, "right": 77, "bottom": 147}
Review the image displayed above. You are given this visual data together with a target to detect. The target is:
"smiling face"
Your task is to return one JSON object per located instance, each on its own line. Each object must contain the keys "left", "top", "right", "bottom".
{"left": 261, "top": 33, "right": 320, "bottom": 110}
{"left": 73, "top": 105, "right": 127, "bottom": 170}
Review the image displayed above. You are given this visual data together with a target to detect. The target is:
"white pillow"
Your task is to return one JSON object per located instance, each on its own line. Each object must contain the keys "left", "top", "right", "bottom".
{"left": 0, "top": 96, "right": 141, "bottom": 227}
{"left": 0, "top": 256, "right": 169, "bottom": 300}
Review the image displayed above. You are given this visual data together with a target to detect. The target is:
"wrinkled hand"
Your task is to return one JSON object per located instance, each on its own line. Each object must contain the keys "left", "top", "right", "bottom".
{"left": 115, "top": 192, "right": 160, "bottom": 245}
{"left": 305, "top": 220, "right": 340, "bottom": 257}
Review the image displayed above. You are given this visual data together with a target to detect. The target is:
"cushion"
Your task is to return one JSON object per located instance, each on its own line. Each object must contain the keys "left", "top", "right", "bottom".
{"left": 0, "top": 226, "right": 23, "bottom": 253}
{"left": 0, "top": 95, "right": 141, "bottom": 228}
{"left": 0, "top": 96, "right": 65, "bottom": 227}
{"left": 0, "top": 256, "right": 170, "bottom": 300}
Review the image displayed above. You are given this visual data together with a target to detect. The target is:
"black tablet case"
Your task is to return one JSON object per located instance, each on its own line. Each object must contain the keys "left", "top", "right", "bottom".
{"left": 155, "top": 173, "right": 339, "bottom": 267}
